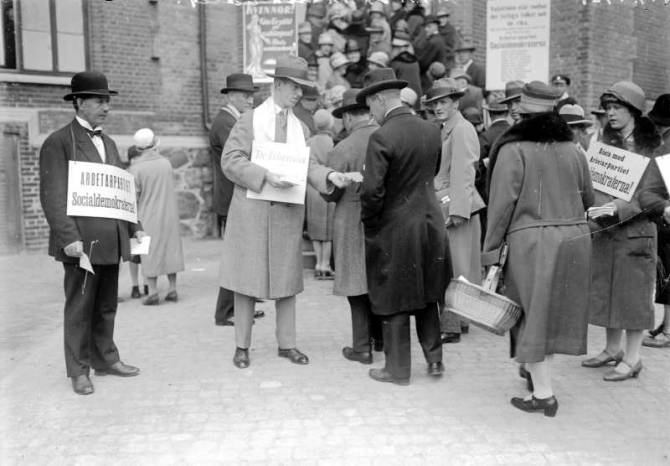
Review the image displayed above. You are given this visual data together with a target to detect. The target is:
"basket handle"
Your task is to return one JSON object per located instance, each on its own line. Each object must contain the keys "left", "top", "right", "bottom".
{"left": 481, "top": 243, "right": 509, "bottom": 292}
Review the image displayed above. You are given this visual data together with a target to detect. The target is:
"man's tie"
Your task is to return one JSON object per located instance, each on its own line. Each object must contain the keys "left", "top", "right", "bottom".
{"left": 85, "top": 128, "right": 103, "bottom": 138}
{"left": 275, "top": 109, "right": 288, "bottom": 143}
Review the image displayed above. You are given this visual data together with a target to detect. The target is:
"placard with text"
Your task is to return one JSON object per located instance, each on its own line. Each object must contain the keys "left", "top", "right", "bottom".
{"left": 247, "top": 140, "right": 309, "bottom": 205}
{"left": 67, "top": 161, "right": 138, "bottom": 223}
{"left": 586, "top": 141, "right": 650, "bottom": 202}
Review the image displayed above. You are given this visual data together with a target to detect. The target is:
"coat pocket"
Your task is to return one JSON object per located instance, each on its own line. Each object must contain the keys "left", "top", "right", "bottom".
{"left": 625, "top": 236, "right": 654, "bottom": 258}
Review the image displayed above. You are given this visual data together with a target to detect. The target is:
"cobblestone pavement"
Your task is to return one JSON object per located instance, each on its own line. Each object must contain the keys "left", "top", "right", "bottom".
{"left": 1, "top": 238, "right": 669, "bottom": 465}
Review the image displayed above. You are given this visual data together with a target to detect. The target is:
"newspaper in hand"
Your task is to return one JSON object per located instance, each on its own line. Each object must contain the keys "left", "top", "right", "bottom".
{"left": 587, "top": 205, "right": 616, "bottom": 219}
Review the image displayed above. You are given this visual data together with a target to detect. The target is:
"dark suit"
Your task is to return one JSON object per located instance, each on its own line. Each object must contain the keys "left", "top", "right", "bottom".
{"left": 39, "top": 119, "right": 140, "bottom": 377}
{"left": 210, "top": 106, "right": 240, "bottom": 324}
{"left": 361, "top": 106, "right": 451, "bottom": 379}
{"left": 476, "top": 118, "right": 510, "bottom": 242}
{"left": 464, "top": 60, "right": 486, "bottom": 90}
{"left": 414, "top": 32, "right": 447, "bottom": 73}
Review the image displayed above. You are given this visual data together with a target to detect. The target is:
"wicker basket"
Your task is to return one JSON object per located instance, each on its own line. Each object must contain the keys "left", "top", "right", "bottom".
{"left": 444, "top": 278, "right": 522, "bottom": 336}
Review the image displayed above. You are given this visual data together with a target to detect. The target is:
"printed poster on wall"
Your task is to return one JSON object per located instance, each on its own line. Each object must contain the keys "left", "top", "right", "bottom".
{"left": 67, "top": 161, "right": 138, "bottom": 223}
{"left": 247, "top": 141, "right": 310, "bottom": 205}
{"left": 243, "top": 2, "right": 298, "bottom": 83}
{"left": 486, "top": 0, "right": 550, "bottom": 90}
{"left": 586, "top": 141, "right": 650, "bottom": 202}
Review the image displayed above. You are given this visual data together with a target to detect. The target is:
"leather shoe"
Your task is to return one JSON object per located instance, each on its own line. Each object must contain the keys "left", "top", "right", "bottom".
{"left": 278, "top": 348, "right": 309, "bottom": 365}
{"left": 254, "top": 310, "right": 265, "bottom": 319}
{"left": 441, "top": 332, "right": 461, "bottom": 344}
{"left": 510, "top": 395, "right": 559, "bottom": 417}
{"left": 71, "top": 374, "right": 94, "bottom": 395}
{"left": 603, "top": 360, "right": 643, "bottom": 381}
{"left": 581, "top": 349, "right": 624, "bottom": 368}
{"left": 342, "top": 346, "right": 372, "bottom": 364}
{"left": 216, "top": 319, "right": 234, "bottom": 326}
{"left": 165, "top": 291, "right": 178, "bottom": 302}
{"left": 372, "top": 339, "right": 384, "bottom": 352}
{"left": 427, "top": 362, "right": 444, "bottom": 377}
{"left": 233, "top": 347, "right": 250, "bottom": 369}
{"left": 143, "top": 294, "right": 159, "bottom": 306}
{"left": 94, "top": 361, "right": 140, "bottom": 377}
{"left": 130, "top": 286, "right": 141, "bottom": 299}
{"left": 368, "top": 368, "right": 410, "bottom": 386}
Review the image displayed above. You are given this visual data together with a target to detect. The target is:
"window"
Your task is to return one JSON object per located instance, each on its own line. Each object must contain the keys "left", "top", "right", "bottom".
{"left": 1, "top": 0, "right": 87, "bottom": 74}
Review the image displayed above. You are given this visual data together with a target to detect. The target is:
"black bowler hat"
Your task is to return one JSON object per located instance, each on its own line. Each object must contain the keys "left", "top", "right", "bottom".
{"left": 356, "top": 68, "right": 407, "bottom": 103}
{"left": 332, "top": 89, "right": 368, "bottom": 118}
{"left": 63, "top": 71, "right": 118, "bottom": 101}
{"left": 220, "top": 73, "right": 258, "bottom": 94}
{"left": 649, "top": 93, "right": 670, "bottom": 127}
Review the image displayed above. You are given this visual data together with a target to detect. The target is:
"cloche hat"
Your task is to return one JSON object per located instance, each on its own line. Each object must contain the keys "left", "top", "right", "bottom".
{"left": 518, "top": 81, "right": 560, "bottom": 114}
{"left": 600, "top": 81, "right": 646, "bottom": 113}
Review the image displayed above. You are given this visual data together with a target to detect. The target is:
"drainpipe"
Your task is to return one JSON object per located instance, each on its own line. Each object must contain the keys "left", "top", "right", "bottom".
{"left": 199, "top": 2, "right": 211, "bottom": 131}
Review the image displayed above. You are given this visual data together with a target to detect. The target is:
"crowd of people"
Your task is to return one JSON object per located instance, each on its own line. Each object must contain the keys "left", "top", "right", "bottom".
{"left": 37, "top": 1, "right": 670, "bottom": 420}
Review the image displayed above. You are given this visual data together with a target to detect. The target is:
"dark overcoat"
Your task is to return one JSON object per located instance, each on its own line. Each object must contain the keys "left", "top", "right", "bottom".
{"left": 361, "top": 107, "right": 451, "bottom": 315}
{"left": 588, "top": 119, "right": 661, "bottom": 330}
{"left": 484, "top": 113, "right": 595, "bottom": 363}
{"left": 389, "top": 52, "right": 422, "bottom": 103}
{"left": 322, "top": 119, "right": 378, "bottom": 297}
{"left": 209, "top": 107, "right": 238, "bottom": 216}
{"left": 39, "top": 119, "right": 139, "bottom": 264}
{"left": 464, "top": 60, "right": 486, "bottom": 90}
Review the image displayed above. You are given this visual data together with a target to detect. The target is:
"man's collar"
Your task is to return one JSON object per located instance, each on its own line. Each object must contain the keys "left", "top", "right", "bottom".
{"left": 490, "top": 117, "right": 508, "bottom": 125}
{"left": 224, "top": 104, "right": 241, "bottom": 119}
{"left": 384, "top": 103, "right": 404, "bottom": 119}
{"left": 75, "top": 115, "right": 101, "bottom": 132}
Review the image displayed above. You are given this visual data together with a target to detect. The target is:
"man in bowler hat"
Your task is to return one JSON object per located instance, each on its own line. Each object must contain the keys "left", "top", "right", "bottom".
{"left": 358, "top": 68, "right": 451, "bottom": 385}
{"left": 39, "top": 71, "right": 144, "bottom": 395}
{"left": 211, "top": 73, "right": 265, "bottom": 327}
{"left": 218, "top": 55, "right": 352, "bottom": 369}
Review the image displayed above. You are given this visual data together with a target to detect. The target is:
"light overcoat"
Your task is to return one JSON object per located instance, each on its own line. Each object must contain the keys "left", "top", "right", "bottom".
{"left": 128, "top": 151, "right": 184, "bottom": 277}
{"left": 484, "top": 113, "right": 595, "bottom": 363}
{"left": 218, "top": 108, "right": 331, "bottom": 299}
{"left": 436, "top": 111, "right": 485, "bottom": 283}
{"left": 361, "top": 106, "right": 451, "bottom": 315}
{"left": 323, "top": 119, "right": 378, "bottom": 296}
{"left": 306, "top": 132, "right": 335, "bottom": 241}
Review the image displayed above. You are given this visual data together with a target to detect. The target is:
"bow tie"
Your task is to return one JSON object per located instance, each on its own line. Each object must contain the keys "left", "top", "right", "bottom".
{"left": 85, "top": 128, "right": 103, "bottom": 138}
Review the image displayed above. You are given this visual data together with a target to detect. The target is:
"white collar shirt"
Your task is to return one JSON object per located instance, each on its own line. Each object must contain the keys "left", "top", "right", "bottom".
{"left": 76, "top": 115, "right": 106, "bottom": 163}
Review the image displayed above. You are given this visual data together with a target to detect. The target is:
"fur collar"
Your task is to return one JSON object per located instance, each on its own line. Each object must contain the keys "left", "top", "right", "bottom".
{"left": 485, "top": 112, "right": 573, "bottom": 195}
{"left": 601, "top": 116, "right": 661, "bottom": 155}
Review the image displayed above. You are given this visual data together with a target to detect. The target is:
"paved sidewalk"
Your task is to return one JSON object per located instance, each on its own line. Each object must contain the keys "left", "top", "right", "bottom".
{"left": 1, "top": 238, "right": 669, "bottom": 465}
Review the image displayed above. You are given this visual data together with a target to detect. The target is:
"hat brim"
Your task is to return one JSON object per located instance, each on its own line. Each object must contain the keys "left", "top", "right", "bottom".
{"left": 332, "top": 103, "right": 369, "bottom": 118}
{"left": 482, "top": 104, "right": 508, "bottom": 112}
{"left": 566, "top": 120, "right": 593, "bottom": 126}
{"left": 455, "top": 46, "right": 475, "bottom": 52}
{"left": 137, "top": 138, "right": 161, "bottom": 152}
{"left": 424, "top": 89, "right": 466, "bottom": 104}
{"left": 649, "top": 112, "right": 670, "bottom": 127}
{"left": 63, "top": 89, "right": 118, "bottom": 101}
{"left": 221, "top": 86, "right": 259, "bottom": 94}
{"left": 591, "top": 109, "right": 606, "bottom": 115}
{"left": 498, "top": 93, "right": 521, "bottom": 104}
{"left": 266, "top": 73, "right": 316, "bottom": 88}
{"left": 356, "top": 80, "right": 408, "bottom": 103}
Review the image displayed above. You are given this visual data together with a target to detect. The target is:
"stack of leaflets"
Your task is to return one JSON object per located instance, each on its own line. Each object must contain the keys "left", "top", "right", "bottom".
{"left": 587, "top": 205, "right": 616, "bottom": 219}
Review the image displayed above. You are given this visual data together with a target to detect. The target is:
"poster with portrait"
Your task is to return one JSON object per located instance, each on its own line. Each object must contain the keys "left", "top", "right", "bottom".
{"left": 243, "top": 2, "right": 298, "bottom": 83}
{"left": 486, "top": 0, "right": 550, "bottom": 90}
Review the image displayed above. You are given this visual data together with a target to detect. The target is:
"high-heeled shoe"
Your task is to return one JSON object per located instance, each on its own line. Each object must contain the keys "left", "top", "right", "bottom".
{"left": 581, "top": 349, "right": 624, "bottom": 368}
{"left": 510, "top": 395, "right": 559, "bottom": 417}
{"left": 603, "top": 360, "right": 642, "bottom": 381}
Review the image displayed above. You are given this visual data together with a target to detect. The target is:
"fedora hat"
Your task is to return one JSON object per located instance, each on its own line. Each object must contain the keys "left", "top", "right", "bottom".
{"left": 298, "top": 22, "right": 312, "bottom": 34}
{"left": 266, "top": 55, "right": 316, "bottom": 88}
{"left": 63, "top": 71, "right": 118, "bottom": 101}
{"left": 483, "top": 98, "right": 509, "bottom": 112}
{"left": 498, "top": 80, "right": 524, "bottom": 104}
{"left": 356, "top": 68, "right": 408, "bottom": 103}
{"left": 332, "top": 88, "right": 369, "bottom": 118}
{"left": 551, "top": 74, "right": 571, "bottom": 86}
{"left": 559, "top": 104, "right": 592, "bottom": 126}
{"left": 450, "top": 69, "right": 472, "bottom": 84}
{"left": 220, "top": 73, "right": 258, "bottom": 94}
{"left": 306, "top": 2, "right": 326, "bottom": 19}
{"left": 455, "top": 39, "right": 476, "bottom": 52}
{"left": 423, "top": 78, "right": 466, "bottom": 104}
{"left": 649, "top": 93, "right": 670, "bottom": 127}
{"left": 133, "top": 128, "right": 160, "bottom": 152}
